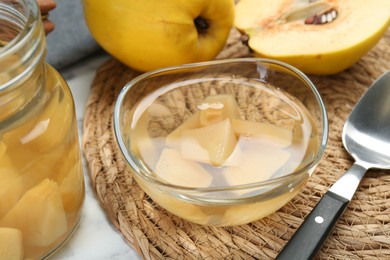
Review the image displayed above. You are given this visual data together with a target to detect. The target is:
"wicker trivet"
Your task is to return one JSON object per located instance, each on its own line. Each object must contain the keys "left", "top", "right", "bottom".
{"left": 83, "top": 28, "right": 390, "bottom": 259}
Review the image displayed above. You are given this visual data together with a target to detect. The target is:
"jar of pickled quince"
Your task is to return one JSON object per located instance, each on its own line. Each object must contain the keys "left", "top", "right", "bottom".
{"left": 0, "top": 0, "right": 85, "bottom": 259}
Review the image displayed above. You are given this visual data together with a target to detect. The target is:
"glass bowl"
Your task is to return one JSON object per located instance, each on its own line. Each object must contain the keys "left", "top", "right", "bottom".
{"left": 113, "top": 58, "right": 328, "bottom": 227}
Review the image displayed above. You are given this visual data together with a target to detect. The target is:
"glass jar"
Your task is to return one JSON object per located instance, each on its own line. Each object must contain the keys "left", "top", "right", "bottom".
{"left": 0, "top": 0, "right": 85, "bottom": 259}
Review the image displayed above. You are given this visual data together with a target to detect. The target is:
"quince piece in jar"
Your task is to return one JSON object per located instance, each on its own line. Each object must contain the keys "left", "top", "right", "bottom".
{"left": 0, "top": 141, "right": 6, "bottom": 156}
{"left": 56, "top": 163, "right": 85, "bottom": 214}
{"left": 0, "top": 143, "right": 25, "bottom": 219}
{"left": 199, "top": 94, "right": 240, "bottom": 126}
{"left": 2, "top": 136, "right": 65, "bottom": 188}
{"left": 165, "top": 112, "right": 200, "bottom": 148}
{"left": 223, "top": 139, "right": 291, "bottom": 186}
{"left": 0, "top": 169, "right": 26, "bottom": 219}
{"left": 231, "top": 119, "right": 293, "bottom": 148}
{"left": 20, "top": 89, "right": 74, "bottom": 151}
{"left": 2, "top": 123, "right": 65, "bottom": 180}
{"left": 0, "top": 140, "right": 13, "bottom": 169}
{"left": 155, "top": 148, "right": 212, "bottom": 187}
{"left": 0, "top": 227, "right": 23, "bottom": 260}
{"left": 14, "top": 86, "right": 73, "bottom": 153}
{"left": 180, "top": 118, "right": 238, "bottom": 166}
{"left": 0, "top": 149, "right": 64, "bottom": 219}
{"left": 52, "top": 142, "right": 84, "bottom": 214}
{"left": 0, "top": 179, "right": 67, "bottom": 247}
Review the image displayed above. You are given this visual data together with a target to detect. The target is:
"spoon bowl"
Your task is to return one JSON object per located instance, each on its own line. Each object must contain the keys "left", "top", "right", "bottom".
{"left": 343, "top": 74, "right": 390, "bottom": 169}
{"left": 277, "top": 70, "right": 390, "bottom": 259}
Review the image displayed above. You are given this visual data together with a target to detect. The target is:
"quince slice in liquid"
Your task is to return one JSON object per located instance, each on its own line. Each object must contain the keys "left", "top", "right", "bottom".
{"left": 180, "top": 118, "right": 238, "bottom": 166}
{"left": 155, "top": 148, "right": 212, "bottom": 187}
{"left": 223, "top": 139, "right": 291, "bottom": 186}
{"left": 231, "top": 119, "right": 292, "bottom": 148}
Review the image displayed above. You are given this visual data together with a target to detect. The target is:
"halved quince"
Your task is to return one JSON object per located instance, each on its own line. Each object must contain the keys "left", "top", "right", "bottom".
{"left": 235, "top": 0, "right": 390, "bottom": 75}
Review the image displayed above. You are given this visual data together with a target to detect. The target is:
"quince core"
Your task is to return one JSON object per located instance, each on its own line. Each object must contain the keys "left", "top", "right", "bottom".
{"left": 235, "top": 0, "right": 390, "bottom": 75}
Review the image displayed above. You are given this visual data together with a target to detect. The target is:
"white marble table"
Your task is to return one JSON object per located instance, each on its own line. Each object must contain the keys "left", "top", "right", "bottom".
{"left": 51, "top": 53, "right": 141, "bottom": 260}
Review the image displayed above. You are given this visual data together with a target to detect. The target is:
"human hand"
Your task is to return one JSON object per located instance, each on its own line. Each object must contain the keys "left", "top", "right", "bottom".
{"left": 37, "top": 0, "right": 56, "bottom": 34}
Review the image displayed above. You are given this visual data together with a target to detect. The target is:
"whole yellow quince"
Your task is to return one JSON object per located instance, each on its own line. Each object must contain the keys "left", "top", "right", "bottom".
{"left": 82, "top": 0, "right": 235, "bottom": 72}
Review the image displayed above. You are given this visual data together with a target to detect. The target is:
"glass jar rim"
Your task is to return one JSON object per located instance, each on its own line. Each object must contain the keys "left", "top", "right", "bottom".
{"left": 0, "top": 0, "right": 40, "bottom": 49}
{"left": 0, "top": 0, "right": 45, "bottom": 91}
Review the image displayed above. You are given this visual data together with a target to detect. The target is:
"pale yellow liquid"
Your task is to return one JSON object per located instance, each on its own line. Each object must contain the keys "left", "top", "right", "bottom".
{"left": 0, "top": 66, "right": 84, "bottom": 258}
{"left": 129, "top": 78, "right": 320, "bottom": 226}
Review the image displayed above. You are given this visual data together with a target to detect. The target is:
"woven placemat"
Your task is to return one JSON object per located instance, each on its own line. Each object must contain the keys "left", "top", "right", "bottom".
{"left": 83, "top": 28, "right": 390, "bottom": 259}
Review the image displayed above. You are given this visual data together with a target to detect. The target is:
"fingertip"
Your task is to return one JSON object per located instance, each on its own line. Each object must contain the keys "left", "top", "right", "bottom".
{"left": 38, "top": 0, "right": 57, "bottom": 13}
{"left": 43, "top": 20, "right": 55, "bottom": 35}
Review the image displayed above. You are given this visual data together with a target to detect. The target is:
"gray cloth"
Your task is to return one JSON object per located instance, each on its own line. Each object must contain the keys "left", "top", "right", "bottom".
{"left": 45, "top": 0, "right": 101, "bottom": 69}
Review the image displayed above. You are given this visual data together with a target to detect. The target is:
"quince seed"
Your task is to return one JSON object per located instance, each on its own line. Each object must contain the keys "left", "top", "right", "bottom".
{"left": 304, "top": 8, "right": 338, "bottom": 25}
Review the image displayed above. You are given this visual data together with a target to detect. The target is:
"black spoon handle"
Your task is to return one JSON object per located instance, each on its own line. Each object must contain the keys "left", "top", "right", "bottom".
{"left": 276, "top": 191, "right": 349, "bottom": 260}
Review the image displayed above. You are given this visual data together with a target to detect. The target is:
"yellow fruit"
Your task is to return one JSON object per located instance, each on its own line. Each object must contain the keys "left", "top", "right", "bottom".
{"left": 231, "top": 119, "right": 293, "bottom": 148}
{"left": 155, "top": 148, "right": 212, "bottom": 187}
{"left": 0, "top": 179, "right": 67, "bottom": 247}
{"left": 82, "top": 0, "right": 235, "bottom": 71}
{"left": 235, "top": 0, "right": 390, "bottom": 75}
{"left": 180, "top": 118, "right": 237, "bottom": 166}
{"left": 0, "top": 227, "right": 23, "bottom": 260}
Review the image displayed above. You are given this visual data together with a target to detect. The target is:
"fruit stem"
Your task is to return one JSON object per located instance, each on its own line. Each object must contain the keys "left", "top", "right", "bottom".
{"left": 194, "top": 16, "right": 209, "bottom": 35}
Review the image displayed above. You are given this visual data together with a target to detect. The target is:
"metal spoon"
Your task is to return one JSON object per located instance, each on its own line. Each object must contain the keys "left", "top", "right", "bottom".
{"left": 277, "top": 70, "right": 390, "bottom": 260}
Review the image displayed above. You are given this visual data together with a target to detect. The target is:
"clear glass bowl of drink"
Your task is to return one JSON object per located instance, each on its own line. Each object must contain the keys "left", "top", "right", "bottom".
{"left": 113, "top": 58, "right": 328, "bottom": 227}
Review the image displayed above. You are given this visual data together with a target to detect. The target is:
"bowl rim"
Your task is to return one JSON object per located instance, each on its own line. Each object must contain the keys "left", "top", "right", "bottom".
{"left": 113, "top": 57, "right": 329, "bottom": 192}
